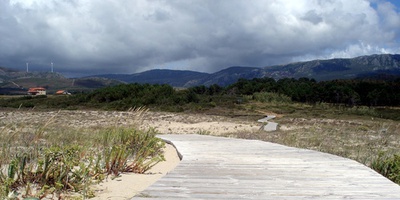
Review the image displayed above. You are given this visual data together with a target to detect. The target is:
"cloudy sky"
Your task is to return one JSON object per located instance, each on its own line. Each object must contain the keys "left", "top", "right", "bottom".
{"left": 1, "top": 0, "right": 400, "bottom": 76}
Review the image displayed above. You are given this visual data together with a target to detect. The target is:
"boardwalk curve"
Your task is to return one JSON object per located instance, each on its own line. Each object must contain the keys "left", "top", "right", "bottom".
{"left": 134, "top": 134, "right": 400, "bottom": 199}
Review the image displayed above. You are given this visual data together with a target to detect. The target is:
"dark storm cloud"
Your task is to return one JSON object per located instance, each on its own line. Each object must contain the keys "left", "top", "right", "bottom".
{"left": 1, "top": 0, "right": 399, "bottom": 76}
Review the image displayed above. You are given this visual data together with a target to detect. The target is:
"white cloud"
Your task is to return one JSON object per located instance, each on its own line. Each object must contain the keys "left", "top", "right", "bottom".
{"left": 0, "top": 0, "right": 399, "bottom": 75}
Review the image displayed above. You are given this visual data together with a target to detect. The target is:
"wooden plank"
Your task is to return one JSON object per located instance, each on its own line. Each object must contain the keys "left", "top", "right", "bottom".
{"left": 133, "top": 134, "right": 400, "bottom": 199}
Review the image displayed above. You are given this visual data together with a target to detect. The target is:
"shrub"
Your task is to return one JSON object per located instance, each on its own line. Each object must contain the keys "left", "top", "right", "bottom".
{"left": 101, "top": 127, "right": 165, "bottom": 175}
{"left": 371, "top": 153, "right": 400, "bottom": 184}
{"left": 253, "top": 92, "right": 292, "bottom": 103}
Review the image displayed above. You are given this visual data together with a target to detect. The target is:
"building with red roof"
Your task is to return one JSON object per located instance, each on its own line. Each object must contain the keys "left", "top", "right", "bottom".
{"left": 27, "top": 87, "right": 46, "bottom": 95}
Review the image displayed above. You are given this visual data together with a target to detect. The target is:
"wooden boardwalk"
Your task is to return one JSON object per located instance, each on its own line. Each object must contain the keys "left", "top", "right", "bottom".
{"left": 134, "top": 134, "right": 400, "bottom": 199}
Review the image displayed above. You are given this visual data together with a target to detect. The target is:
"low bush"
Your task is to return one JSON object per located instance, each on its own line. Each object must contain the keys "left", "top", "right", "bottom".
{"left": 253, "top": 92, "right": 292, "bottom": 103}
{"left": 371, "top": 153, "right": 400, "bottom": 184}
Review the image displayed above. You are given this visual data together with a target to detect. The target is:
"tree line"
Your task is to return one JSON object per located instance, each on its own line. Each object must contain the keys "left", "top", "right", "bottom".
{"left": 221, "top": 77, "right": 400, "bottom": 107}
{"left": 1, "top": 77, "right": 399, "bottom": 110}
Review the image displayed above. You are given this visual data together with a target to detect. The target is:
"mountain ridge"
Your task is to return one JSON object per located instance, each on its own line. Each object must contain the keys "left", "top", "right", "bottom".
{"left": 92, "top": 54, "right": 400, "bottom": 86}
{"left": 93, "top": 69, "right": 209, "bottom": 87}
{"left": 262, "top": 54, "right": 400, "bottom": 81}
{"left": 0, "top": 70, "right": 122, "bottom": 95}
{"left": 1, "top": 54, "right": 400, "bottom": 94}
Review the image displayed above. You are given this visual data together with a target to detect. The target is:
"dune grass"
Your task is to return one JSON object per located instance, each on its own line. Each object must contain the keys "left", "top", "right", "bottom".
{"left": 0, "top": 108, "right": 165, "bottom": 199}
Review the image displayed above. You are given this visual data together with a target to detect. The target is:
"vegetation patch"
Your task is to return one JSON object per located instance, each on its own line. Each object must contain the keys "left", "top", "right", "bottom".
{"left": 0, "top": 109, "right": 165, "bottom": 199}
{"left": 372, "top": 153, "right": 400, "bottom": 184}
{"left": 1, "top": 77, "right": 400, "bottom": 187}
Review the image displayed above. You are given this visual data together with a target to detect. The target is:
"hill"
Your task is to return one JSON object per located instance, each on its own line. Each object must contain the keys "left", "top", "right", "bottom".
{"left": 0, "top": 69, "right": 122, "bottom": 95}
{"left": 197, "top": 66, "right": 266, "bottom": 86}
{"left": 93, "top": 69, "right": 209, "bottom": 87}
{"left": 94, "top": 54, "right": 400, "bottom": 86}
{"left": 2, "top": 54, "right": 400, "bottom": 92}
{"left": 263, "top": 54, "right": 400, "bottom": 80}
{"left": 91, "top": 67, "right": 266, "bottom": 87}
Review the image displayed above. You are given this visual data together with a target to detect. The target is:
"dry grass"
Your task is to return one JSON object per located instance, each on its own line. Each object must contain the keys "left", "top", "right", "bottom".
{"left": 3, "top": 107, "right": 398, "bottom": 168}
{"left": 0, "top": 108, "right": 166, "bottom": 199}
{"left": 1, "top": 103, "right": 399, "bottom": 188}
{"left": 222, "top": 102, "right": 400, "bottom": 169}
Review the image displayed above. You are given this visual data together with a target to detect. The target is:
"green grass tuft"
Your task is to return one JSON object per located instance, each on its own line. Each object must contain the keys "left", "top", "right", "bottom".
{"left": 0, "top": 109, "right": 165, "bottom": 199}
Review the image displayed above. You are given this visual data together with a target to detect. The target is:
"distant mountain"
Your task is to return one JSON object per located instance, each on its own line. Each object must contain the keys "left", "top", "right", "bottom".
{"left": 263, "top": 54, "right": 400, "bottom": 80}
{"left": 2, "top": 54, "right": 400, "bottom": 93}
{"left": 93, "top": 69, "right": 209, "bottom": 87}
{"left": 94, "top": 54, "right": 400, "bottom": 87}
{"left": 197, "top": 66, "right": 266, "bottom": 86}
{"left": 0, "top": 68, "right": 122, "bottom": 95}
{"left": 92, "top": 67, "right": 267, "bottom": 87}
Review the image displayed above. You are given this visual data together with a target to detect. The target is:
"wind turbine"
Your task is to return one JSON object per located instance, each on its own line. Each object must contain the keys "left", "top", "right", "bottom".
{"left": 26, "top": 62, "right": 29, "bottom": 72}
{"left": 51, "top": 62, "right": 54, "bottom": 73}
